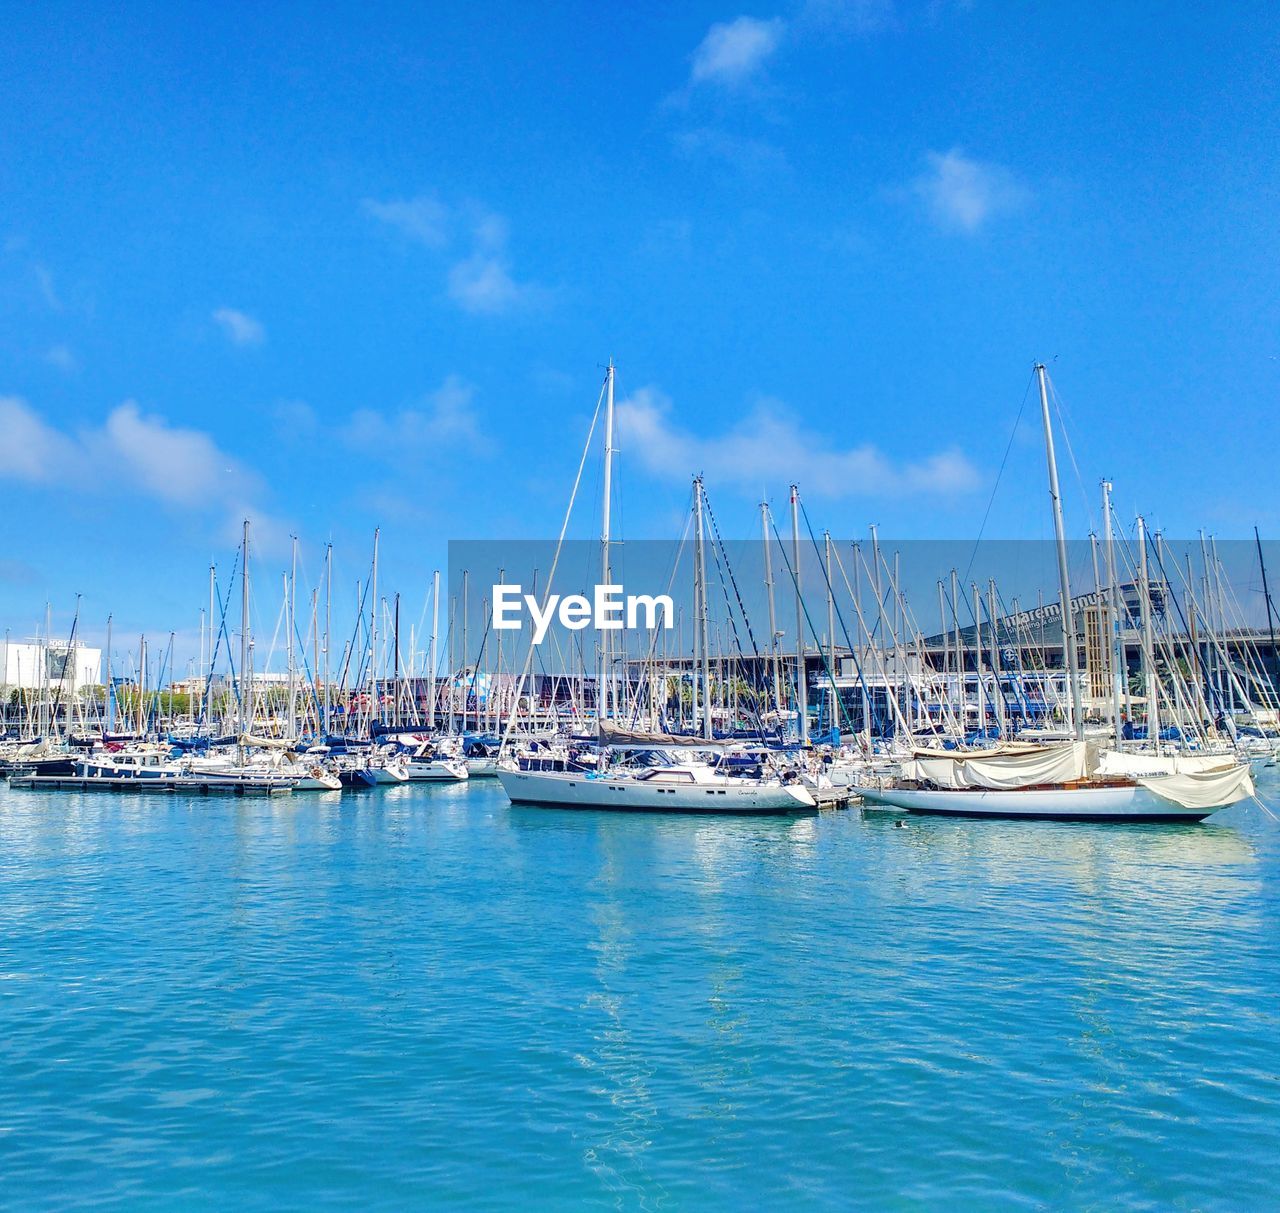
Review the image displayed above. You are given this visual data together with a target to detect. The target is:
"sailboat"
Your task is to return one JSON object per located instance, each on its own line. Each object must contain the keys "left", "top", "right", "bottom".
{"left": 496, "top": 364, "right": 818, "bottom": 815}
{"left": 856, "top": 364, "right": 1255, "bottom": 822}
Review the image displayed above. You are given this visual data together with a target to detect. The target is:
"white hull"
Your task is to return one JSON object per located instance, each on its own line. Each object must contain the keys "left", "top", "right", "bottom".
{"left": 857, "top": 783, "right": 1216, "bottom": 822}
{"left": 359, "top": 763, "right": 410, "bottom": 785}
{"left": 465, "top": 758, "right": 503, "bottom": 778}
{"left": 404, "top": 759, "right": 469, "bottom": 782}
{"left": 499, "top": 768, "right": 816, "bottom": 813}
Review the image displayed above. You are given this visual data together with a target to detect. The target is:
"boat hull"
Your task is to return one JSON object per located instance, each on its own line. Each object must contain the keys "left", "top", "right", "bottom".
{"left": 498, "top": 769, "right": 816, "bottom": 814}
{"left": 856, "top": 784, "right": 1214, "bottom": 822}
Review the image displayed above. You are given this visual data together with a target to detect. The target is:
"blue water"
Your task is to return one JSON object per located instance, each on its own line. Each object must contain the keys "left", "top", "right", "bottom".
{"left": 2, "top": 776, "right": 1279, "bottom": 1211}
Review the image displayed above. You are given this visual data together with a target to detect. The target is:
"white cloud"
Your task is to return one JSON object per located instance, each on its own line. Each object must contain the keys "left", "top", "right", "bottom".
{"left": 344, "top": 376, "right": 483, "bottom": 453}
{"left": 212, "top": 306, "right": 265, "bottom": 346}
{"left": 910, "top": 148, "right": 1030, "bottom": 233}
{"left": 44, "top": 344, "right": 77, "bottom": 372}
{"left": 362, "top": 194, "right": 450, "bottom": 247}
{"left": 691, "top": 16, "right": 786, "bottom": 86}
{"left": 447, "top": 254, "right": 526, "bottom": 315}
{"left": 0, "top": 395, "right": 282, "bottom": 545}
{"left": 363, "top": 194, "right": 541, "bottom": 315}
{"left": 103, "top": 401, "right": 258, "bottom": 506}
{"left": 617, "top": 386, "right": 980, "bottom": 497}
{"left": 0, "top": 396, "right": 77, "bottom": 482}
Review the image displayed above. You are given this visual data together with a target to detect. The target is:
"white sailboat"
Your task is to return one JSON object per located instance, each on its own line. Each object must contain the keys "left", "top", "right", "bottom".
{"left": 857, "top": 364, "right": 1255, "bottom": 822}
{"left": 497, "top": 363, "right": 817, "bottom": 815}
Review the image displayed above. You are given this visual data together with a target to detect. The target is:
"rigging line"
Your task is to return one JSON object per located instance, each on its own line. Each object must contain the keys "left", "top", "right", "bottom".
{"left": 501, "top": 373, "right": 609, "bottom": 752}
{"left": 962, "top": 367, "right": 1036, "bottom": 585}
{"left": 702, "top": 494, "right": 769, "bottom": 740}
{"left": 773, "top": 505, "right": 861, "bottom": 739}
{"left": 796, "top": 502, "right": 871, "bottom": 736}
{"left": 621, "top": 506, "right": 696, "bottom": 734}
{"left": 1045, "top": 371, "right": 1099, "bottom": 537}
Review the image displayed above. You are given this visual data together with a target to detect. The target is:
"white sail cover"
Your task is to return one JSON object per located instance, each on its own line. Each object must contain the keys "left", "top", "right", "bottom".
{"left": 1137, "top": 763, "right": 1255, "bottom": 811}
{"left": 909, "top": 742, "right": 1090, "bottom": 790}
{"left": 1096, "top": 749, "right": 1239, "bottom": 778}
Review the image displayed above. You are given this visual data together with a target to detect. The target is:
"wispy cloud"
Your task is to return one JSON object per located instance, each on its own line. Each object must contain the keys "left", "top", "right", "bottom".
{"left": 212, "top": 306, "right": 265, "bottom": 346}
{"left": 617, "top": 386, "right": 980, "bottom": 497}
{"left": 343, "top": 375, "right": 484, "bottom": 454}
{"left": 673, "top": 127, "right": 789, "bottom": 176}
{"left": 799, "top": 0, "right": 897, "bottom": 37}
{"left": 690, "top": 16, "right": 786, "bottom": 87}
{"left": 33, "top": 263, "right": 61, "bottom": 310}
{"left": 363, "top": 194, "right": 542, "bottom": 316}
{"left": 909, "top": 148, "right": 1030, "bottom": 233}
{"left": 44, "top": 344, "right": 77, "bottom": 373}
{"left": 361, "top": 194, "right": 449, "bottom": 247}
{"left": 0, "top": 395, "right": 287, "bottom": 548}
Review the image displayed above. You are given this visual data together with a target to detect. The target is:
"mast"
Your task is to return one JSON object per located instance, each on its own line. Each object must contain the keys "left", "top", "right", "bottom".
{"left": 599, "top": 360, "right": 615, "bottom": 726}
{"left": 105, "top": 613, "right": 113, "bottom": 733}
{"left": 825, "top": 530, "right": 836, "bottom": 734}
{"left": 1102, "top": 481, "right": 1124, "bottom": 739}
{"left": 461, "top": 569, "right": 469, "bottom": 732}
{"left": 695, "top": 476, "right": 712, "bottom": 739}
{"left": 762, "top": 501, "right": 781, "bottom": 712}
{"left": 370, "top": 528, "right": 380, "bottom": 733}
{"left": 393, "top": 591, "right": 401, "bottom": 728}
{"left": 1035, "top": 363, "right": 1084, "bottom": 740}
{"left": 972, "top": 582, "right": 984, "bottom": 737}
{"left": 206, "top": 562, "right": 215, "bottom": 730}
{"left": 1136, "top": 515, "right": 1160, "bottom": 752}
{"left": 323, "top": 543, "right": 332, "bottom": 738}
{"left": 951, "top": 568, "right": 962, "bottom": 731}
{"left": 1255, "top": 527, "right": 1279, "bottom": 707}
{"left": 429, "top": 569, "right": 440, "bottom": 730}
{"left": 791, "top": 485, "right": 807, "bottom": 744}
{"left": 988, "top": 579, "right": 1002, "bottom": 739}
{"left": 288, "top": 537, "right": 298, "bottom": 738}
{"left": 240, "top": 518, "right": 250, "bottom": 746}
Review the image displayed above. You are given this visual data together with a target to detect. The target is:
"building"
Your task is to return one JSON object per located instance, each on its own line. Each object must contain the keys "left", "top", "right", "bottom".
{"left": 1, "top": 638, "right": 102, "bottom": 693}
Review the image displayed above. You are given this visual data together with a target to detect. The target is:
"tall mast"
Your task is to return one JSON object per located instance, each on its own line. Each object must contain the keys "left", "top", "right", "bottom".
{"left": 1101, "top": 481, "right": 1124, "bottom": 739}
{"left": 951, "top": 568, "right": 962, "bottom": 728}
{"left": 105, "top": 613, "right": 113, "bottom": 732}
{"left": 455, "top": 568, "right": 465, "bottom": 731}
{"left": 393, "top": 591, "right": 401, "bottom": 728}
{"left": 288, "top": 536, "right": 298, "bottom": 737}
{"left": 825, "top": 530, "right": 836, "bottom": 733}
{"left": 370, "top": 528, "right": 380, "bottom": 733}
{"left": 972, "top": 582, "right": 984, "bottom": 736}
{"left": 988, "top": 579, "right": 1001, "bottom": 739}
{"left": 240, "top": 518, "right": 250, "bottom": 743}
{"left": 324, "top": 543, "right": 332, "bottom": 737}
{"left": 429, "top": 569, "right": 440, "bottom": 730}
{"left": 1136, "top": 515, "right": 1159, "bottom": 752}
{"left": 599, "top": 360, "right": 615, "bottom": 726}
{"left": 206, "top": 563, "right": 215, "bottom": 730}
{"left": 791, "top": 485, "right": 808, "bottom": 744}
{"left": 1256, "top": 527, "right": 1279, "bottom": 708}
{"left": 761, "top": 501, "right": 781, "bottom": 712}
{"left": 1035, "top": 363, "right": 1084, "bottom": 740}
{"left": 695, "top": 476, "right": 712, "bottom": 739}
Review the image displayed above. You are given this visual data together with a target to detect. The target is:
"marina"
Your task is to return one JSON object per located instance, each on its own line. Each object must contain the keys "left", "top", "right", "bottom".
{"left": 5, "top": 3, "right": 1278, "bottom": 1207}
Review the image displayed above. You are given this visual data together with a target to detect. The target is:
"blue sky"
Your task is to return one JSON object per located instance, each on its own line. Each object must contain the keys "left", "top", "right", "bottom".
{"left": 1, "top": 1, "right": 1277, "bottom": 659}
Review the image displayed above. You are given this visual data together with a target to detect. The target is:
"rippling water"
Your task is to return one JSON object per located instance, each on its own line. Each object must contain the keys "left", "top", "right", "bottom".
{"left": 2, "top": 774, "right": 1278, "bottom": 1210}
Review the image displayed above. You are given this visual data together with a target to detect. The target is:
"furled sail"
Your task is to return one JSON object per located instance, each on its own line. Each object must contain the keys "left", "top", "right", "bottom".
{"left": 908, "top": 742, "right": 1092, "bottom": 790}
{"left": 1137, "top": 763, "right": 1255, "bottom": 811}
